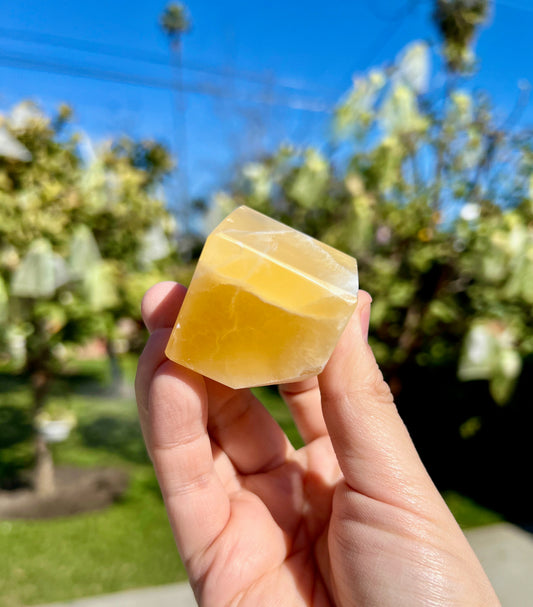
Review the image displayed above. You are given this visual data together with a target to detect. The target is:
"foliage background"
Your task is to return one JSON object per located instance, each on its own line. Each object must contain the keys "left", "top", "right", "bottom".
{"left": 0, "top": 0, "right": 532, "bottom": 603}
{"left": 201, "top": 2, "right": 533, "bottom": 524}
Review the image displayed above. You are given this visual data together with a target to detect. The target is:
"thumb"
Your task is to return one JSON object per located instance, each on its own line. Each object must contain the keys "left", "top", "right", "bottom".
{"left": 318, "top": 292, "right": 437, "bottom": 509}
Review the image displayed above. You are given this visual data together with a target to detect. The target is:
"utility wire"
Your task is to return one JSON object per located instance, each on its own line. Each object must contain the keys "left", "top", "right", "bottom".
{"left": 0, "top": 26, "right": 332, "bottom": 97}
{"left": 0, "top": 49, "right": 332, "bottom": 114}
{"left": 365, "top": 0, "right": 421, "bottom": 66}
{"left": 365, "top": 0, "right": 422, "bottom": 22}
{"left": 366, "top": 0, "right": 533, "bottom": 18}
{"left": 496, "top": 0, "right": 533, "bottom": 13}
{"left": 334, "top": 0, "right": 420, "bottom": 98}
{"left": 362, "top": 12, "right": 411, "bottom": 68}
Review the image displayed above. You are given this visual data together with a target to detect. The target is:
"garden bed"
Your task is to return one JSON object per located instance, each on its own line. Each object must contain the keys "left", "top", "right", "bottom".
{"left": 0, "top": 465, "right": 129, "bottom": 519}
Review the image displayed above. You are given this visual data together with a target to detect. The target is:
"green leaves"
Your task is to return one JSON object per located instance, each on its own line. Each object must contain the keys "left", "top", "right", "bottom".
{"left": 68, "top": 226, "right": 102, "bottom": 280}
{"left": 334, "top": 42, "right": 431, "bottom": 142}
{"left": 0, "top": 101, "right": 177, "bottom": 373}
{"left": 82, "top": 262, "right": 119, "bottom": 312}
{"left": 380, "top": 83, "right": 430, "bottom": 136}
{"left": 215, "top": 35, "right": 533, "bottom": 406}
{"left": 458, "top": 321, "right": 522, "bottom": 404}
{"left": 160, "top": 2, "right": 192, "bottom": 39}
{"left": 395, "top": 42, "right": 431, "bottom": 95}
{"left": 138, "top": 222, "right": 172, "bottom": 268}
{"left": 433, "top": 0, "right": 490, "bottom": 73}
{"left": 287, "top": 149, "right": 330, "bottom": 209}
{"left": 0, "top": 275, "right": 7, "bottom": 324}
{"left": 241, "top": 162, "right": 273, "bottom": 208}
{"left": 334, "top": 69, "right": 386, "bottom": 138}
{"left": 11, "top": 240, "right": 69, "bottom": 299}
{"left": 0, "top": 126, "right": 32, "bottom": 162}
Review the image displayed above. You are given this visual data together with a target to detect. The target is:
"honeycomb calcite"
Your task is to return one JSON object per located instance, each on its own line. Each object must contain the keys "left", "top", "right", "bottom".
{"left": 165, "top": 206, "right": 358, "bottom": 388}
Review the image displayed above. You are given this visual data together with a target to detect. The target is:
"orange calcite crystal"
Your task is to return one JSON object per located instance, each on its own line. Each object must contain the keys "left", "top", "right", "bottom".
{"left": 165, "top": 206, "right": 358, "bottom": 388}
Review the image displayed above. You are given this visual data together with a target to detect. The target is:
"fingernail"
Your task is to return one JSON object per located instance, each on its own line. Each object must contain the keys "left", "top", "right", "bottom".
{"left": 359, "top": 303, "right": 371, "bottom": 342}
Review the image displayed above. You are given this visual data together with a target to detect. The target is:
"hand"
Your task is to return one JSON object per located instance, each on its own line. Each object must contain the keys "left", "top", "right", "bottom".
{"left": 135, "top": 281, "right": 499, "bottom": 606}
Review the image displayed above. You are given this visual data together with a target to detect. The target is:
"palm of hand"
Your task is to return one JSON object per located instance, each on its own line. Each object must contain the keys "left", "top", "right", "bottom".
{"left": 200, "top": 433, "right": 337, "bottom": 606}
{"left": 136, "top": 282, "right": 499, "bottom": 607}
{"left": 158, "top": 372, "right": 344, "bottom": 606}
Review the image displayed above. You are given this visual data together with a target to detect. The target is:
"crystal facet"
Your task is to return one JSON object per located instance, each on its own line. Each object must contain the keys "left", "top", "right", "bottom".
{"left": 165, "top": 206, "right": 358, "bottom": 388}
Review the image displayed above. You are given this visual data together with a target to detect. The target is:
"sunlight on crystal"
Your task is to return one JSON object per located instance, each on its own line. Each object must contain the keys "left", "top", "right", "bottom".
{"left": 166, "top": 206, "right": 358, "bottom": 388}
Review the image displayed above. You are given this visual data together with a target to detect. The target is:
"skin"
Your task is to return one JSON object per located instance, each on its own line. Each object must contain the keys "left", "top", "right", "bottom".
{"left": 135, "top": 281, "right": 500, "bottom": 607}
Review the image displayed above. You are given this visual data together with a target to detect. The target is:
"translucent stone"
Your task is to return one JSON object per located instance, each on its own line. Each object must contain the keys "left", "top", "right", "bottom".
{"left": 165, "top": 206, "right": 358, "bottom": 388}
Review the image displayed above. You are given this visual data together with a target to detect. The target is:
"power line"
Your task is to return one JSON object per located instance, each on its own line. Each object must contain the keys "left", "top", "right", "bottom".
{"left": 366, "top": 0, "right": 422, "bottom": 67}
{"left": 365, "top": 0, "right": 422, "bottom": 23}
{"left": 0, "top": 49, "right": 333, "bottom": 114}
{"left": 334, "top": 0, "right": 418, "bottom": 94}
{"left": 496, "top": 0, "right": 533, "bottom": 13}
{"left": 0, "top": 26, "right": 333, "bottom": 98}
{"left": 361, "top": 11, "right": 411, "bottom": 68}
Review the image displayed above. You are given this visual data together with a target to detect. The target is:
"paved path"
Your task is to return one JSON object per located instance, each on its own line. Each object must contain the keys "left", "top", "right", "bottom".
{"left": 35, "top": 583, "right": 197, "bottom": 607}
{"left": 36, "top": 523, "right": 533, "bottom": 607}
{"left": 466, "top": 523, "right": 533, "bottom": 606}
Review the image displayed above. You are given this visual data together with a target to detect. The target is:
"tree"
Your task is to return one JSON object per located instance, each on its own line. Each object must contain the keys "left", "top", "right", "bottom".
{"left": 207, "top": 11, "right": 532, "bottom": 405}
{"left": 0, "top": 102, "right": 176, "bottom": 494}
{"left": 433, "top": 0, "right": 490, "bottom": 72}
{"left": 201, "top": 5, "right": 532, "bottom": 519}
{"left": 159, "top": 2, "right": 191, "bottom": 48}
{"left": 160, "top": 2, "right": 192, "bottom": 234}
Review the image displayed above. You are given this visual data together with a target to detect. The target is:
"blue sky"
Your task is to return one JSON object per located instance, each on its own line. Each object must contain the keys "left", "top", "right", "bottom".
{"left": 0, "top": 0, "right": 532, "bottom": 202}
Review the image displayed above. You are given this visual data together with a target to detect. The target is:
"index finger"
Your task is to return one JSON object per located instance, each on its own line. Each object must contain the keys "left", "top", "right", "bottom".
{"left": 138, "top": 281, "right": 294, "bottom": 477}
{"left": 135, "top": 280, "right": 187, "bottom": 413}
{"left": 145, "top": 359, "right": 231, "bottom": 566}
{"left": 135, "top": 279, "right": 186, "bottom": 417}
{"left": 141, "top": 281, "right": 187, "bottom": 333}
{"left": 136, "top": 282, "right": 231, "bottom": 565}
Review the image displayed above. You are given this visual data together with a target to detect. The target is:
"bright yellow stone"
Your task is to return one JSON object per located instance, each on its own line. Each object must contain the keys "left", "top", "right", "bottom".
{"left": 165, "top": 206, "right": 358, "bottom": 388}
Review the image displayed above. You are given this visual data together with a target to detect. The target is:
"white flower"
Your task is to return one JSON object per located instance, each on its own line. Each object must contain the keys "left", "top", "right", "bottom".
{"left": 10, "top": 101, "right": 46, "bottom": 130}
{"left": 396, "top": 41, "right": 431, "bottom": 94}
{"left": 460, "top": 203, "right": 480, "bottom": 221}
{"left": 501, "top": 350, "right": 521, "bottom": 380}
{"left": 467, "top": 325, "right": 492, "bottom": 364}
{"left": 0, "top": 126, "right": 32, "bottom": 161}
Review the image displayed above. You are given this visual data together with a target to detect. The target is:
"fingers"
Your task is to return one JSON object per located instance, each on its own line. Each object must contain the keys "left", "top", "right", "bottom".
{"left": 136, "top": 280, "right": 185, "bottom": 434}
{"left": 205, "top": 381, "right": 294, "bottom": 475}
{"left": 135, "top": 327, "right": 172, "bottom": 436}
{"left": 318, "top": 292, "right": 438, "bottom": 510}
{"left": 138, "top": 282, "right": 293, "bottom": 477}
{"left": 140, "top": 358, "right": 230, "bottom": 564}
{"left": 136, "top": 280, "right": 185, "bottom": 421}
{"left": 277, "top": 290, "right": 365, "bottom": 445}
{"left": 141, "top": 281, "right": 187, "bottom": 333}
{"left": 279, "top": 377, "right": 328, "bottom": 443}
{"left": 137, "top": 281, "right": 231, "bottom": 561}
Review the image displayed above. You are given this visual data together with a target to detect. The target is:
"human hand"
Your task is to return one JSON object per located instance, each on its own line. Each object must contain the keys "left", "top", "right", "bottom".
{"left": 135, "top": 281, "right": 499, "bottom": 606}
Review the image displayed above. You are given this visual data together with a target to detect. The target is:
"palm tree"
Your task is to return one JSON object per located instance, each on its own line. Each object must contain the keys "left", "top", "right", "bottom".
{"left": 433, "top": 0, "right": 490, "bottom": 72}
{"left": 160, "top": 2, "right": 191, "bottom": 51}
{"left": 160, "top": 3, "right": 192, "bottom": 233}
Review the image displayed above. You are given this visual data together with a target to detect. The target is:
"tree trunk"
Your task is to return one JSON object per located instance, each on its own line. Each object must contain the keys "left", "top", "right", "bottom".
{"left": 34, "top": 433, "right": 55, "bottom": 496}
{"left": 31, "top": 370, "right": 56, "bottom": 496}
{"left": 106, "top": 339, "right": 128, "bottom": 397}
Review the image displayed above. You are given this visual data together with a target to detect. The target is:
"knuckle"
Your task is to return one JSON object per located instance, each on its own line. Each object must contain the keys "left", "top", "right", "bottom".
{"left": 358, "top": 365, "right": 395, "bottom": 407}
{"left": 323, "top": 360, "right": 395, "bottom": 411}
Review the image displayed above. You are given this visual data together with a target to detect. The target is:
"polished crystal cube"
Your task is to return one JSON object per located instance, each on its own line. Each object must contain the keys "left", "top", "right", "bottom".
{"left": 165, "top": 206, "right": 358, "bottom": 388}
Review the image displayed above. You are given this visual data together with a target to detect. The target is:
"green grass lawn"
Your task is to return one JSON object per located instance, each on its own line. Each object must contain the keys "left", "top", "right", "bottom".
{"left": 0, "top": 357, "right": 188, "bottom": 607}
{"left": 0, "top": 360, "right": 503, "bottom": 607}
{"left": 1, "top": 470, "right": 186, "bottom": 607}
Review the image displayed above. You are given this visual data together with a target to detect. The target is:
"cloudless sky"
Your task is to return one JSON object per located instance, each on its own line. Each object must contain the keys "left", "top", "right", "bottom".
{"left": 0, "top": 0, "right": 532, "bottom": 204}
